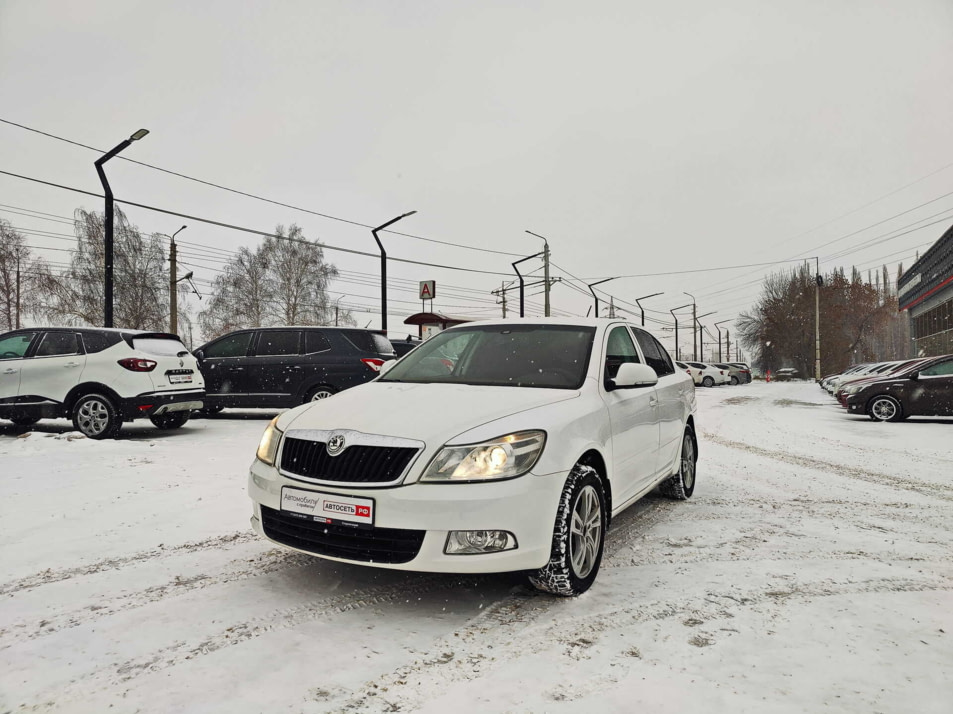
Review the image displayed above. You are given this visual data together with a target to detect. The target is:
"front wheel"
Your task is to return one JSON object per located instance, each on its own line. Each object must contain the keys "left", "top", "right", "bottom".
{"left": 150, "top": 411, "right": 191, "bottom": 430}
{"left": 869, "top": 395, "right": 902, "bottom": 422}
{"left": 529, "top": 464, "right": 606, "bottom": 597}
{"left": 72, "top": 394, "right": 122, "bottom": 439}
{"left": 659, "top": 425, "right": 697, "bottom": 500}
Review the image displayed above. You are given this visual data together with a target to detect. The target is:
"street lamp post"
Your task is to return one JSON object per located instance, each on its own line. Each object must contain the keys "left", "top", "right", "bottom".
{"left": 813, "top": 256, "right": 823, "bottom": 381}
{"left": 512, "top": 252, "right": 545, "bottom": 317}
{"left": 587, "top": 277, "right": 617, "bottom": 318}
{"left": 525, "top": 230, "right": 552, "bottom": 317}
{"left": 634, "top": 292, "right": 663, "bottom": 327}
{"left": 371, "top": 211, "right": 417, "bottom": 335}
{"left": 670, "top": 303, "right": 692, "bottom": 361}
{"left": 696, "top": 311, "right": 716, "bottom": 362}
{"left": 714, "top": 319, "right": 730, "bottom": 361}
{"left": 166, "top": 225, "right": 187, "bottom": 334}
{"left": 683, "top": 291, "right": 697, "bottom": 360}
{"left": 95, "top": 128, "right": 149, "bottom": 328}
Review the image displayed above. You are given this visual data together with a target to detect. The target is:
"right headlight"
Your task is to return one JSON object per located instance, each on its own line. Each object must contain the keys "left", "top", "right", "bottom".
{"left": 420, "top": 430, "right": 546, "bottom": 483}
{"left": 843, "top": 384, "right": 863, "bottom": 395}
{"left": 256, "top": 416, "right": 283, "bottom": 465}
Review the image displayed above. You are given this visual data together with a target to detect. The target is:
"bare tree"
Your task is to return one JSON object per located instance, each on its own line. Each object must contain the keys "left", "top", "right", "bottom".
{"left": 198, "top": 223, "right": 345, "bottom": 339}
{"left": 34, "top": 208, "right": 169, "bottom": 330}
{"left": 0, "top": 220, "right": 51, "bottom": 330}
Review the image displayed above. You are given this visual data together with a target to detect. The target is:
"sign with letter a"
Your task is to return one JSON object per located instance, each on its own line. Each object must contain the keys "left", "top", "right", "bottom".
{"left": 419, "top": 280, "right": 436, "bottom": 301}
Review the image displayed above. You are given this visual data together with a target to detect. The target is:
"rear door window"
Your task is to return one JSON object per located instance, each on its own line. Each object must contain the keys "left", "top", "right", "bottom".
{"left": 305, "top": 331, "right": 333, "bottom": 354}
{"left": 35, "top": 332, "right": 81, "bottom": 357}
{"left": 204, "top": 332, "right": 253, "bottom": 358}
{"left": 256, "top": 331, "right": 301, "bottom": 356}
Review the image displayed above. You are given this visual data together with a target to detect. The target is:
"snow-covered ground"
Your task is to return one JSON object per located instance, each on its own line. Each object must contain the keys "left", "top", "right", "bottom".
{"left": 1, "top": 382, "right": 951, "bottom": 713}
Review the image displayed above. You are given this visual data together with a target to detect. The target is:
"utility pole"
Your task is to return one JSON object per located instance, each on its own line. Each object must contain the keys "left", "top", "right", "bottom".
{"left": 491, "top": 281, "right": 510, "bottom": 317}
{"left": 726, "top": 330, "right": 731, "bottom": 361}
{"left": 525, "top": 230, "right": 551, "bottom": 317}
{"left": 608, "top": 296, "right": 615, "bottom": 318}
{"left": 714, "top": 319, "right": 729, "bottom": 361}
{"left": 167, "top": 225, "right": 187, "bottom": 333}
{"left": 14, "top": 251, "right": 21, "bottom": 330}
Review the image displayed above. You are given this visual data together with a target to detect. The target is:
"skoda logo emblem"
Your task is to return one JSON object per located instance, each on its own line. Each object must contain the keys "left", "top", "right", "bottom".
{"left": 326, "top": 434, "right": 346, "bottom": 456}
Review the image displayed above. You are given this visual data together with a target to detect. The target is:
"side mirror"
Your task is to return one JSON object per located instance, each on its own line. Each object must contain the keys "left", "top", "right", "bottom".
{"left": 193, "top": 349, "right": 204, "bottom": 360}
{"left": 610, "top": 362, "right": 658, "bottom": 390}
{"left": 909, "top": 370, "right": 919, "bottom": 381}
{"left": 378, "top": 359, "right": 397, "bottom": 376}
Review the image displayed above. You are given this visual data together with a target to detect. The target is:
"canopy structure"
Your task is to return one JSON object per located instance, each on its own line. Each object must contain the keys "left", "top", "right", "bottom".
{"left": 403, "top": 312, "right": 474, "bottom": 339}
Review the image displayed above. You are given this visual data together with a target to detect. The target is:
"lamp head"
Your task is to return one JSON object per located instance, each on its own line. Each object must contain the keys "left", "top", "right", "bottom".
{"left": 182, "top": 271, "right": 194, "bottom": 281}
{"left": 129, "top": 129, "right": 150, "bottom": 141}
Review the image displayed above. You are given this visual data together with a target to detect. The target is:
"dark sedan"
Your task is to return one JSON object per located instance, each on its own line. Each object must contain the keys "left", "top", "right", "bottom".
{"left": 845, "top": 354, "right": 953, "bottom": 421}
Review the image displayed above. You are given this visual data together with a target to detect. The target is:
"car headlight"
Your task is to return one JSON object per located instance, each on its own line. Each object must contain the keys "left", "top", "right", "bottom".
{"left": 256, "top": 416, "right": 284, "bottom": 465}
{"left": 420, "top": 430, "right": 546, "bottom": 483}
{"left": 843, "top": 385, "right": 862, "bottom": 395}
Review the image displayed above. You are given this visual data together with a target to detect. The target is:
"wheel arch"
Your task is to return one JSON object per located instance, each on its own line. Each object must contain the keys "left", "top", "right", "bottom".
{"left": 65, "top": 382, "right": 123, "bottom": 413}
{"left": 576, "top": 448, "right": 612, "bottom": 526}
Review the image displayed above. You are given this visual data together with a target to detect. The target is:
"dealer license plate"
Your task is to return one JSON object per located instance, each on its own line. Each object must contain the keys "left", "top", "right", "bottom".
{"left": 280, "top": 487, "right": 374, "bottom": 527}
{"left": 168, "top": 373, "right": 193, "bottom": 384}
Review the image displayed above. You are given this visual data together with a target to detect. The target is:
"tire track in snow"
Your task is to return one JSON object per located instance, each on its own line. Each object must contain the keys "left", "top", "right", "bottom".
{"left": 24, "top": 572, "right": 501, "bottom": 709}
{"left": 702, "top": 432, "right": 953, "bottom": 502}
{"left": 339, "top": 573, "right": 953, "bottom": 713}
{"left": 0, "top": 548, "right": 316, "bottom": 647}
{"left": 0, "top": 530, "right": 258, "bottom": 597}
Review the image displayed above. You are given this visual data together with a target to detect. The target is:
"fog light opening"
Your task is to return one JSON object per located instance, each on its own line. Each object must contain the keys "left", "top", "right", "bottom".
{"left": 444, "top": 530, "right": 517, "bottom": 555}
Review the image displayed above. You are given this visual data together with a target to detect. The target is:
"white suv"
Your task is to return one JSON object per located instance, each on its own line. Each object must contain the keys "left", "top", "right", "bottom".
{"left": 0, "top": 328, "right": 205, "bottom": 439}
{"left": 248, "top": 319, "right": 697, "bottom": 596}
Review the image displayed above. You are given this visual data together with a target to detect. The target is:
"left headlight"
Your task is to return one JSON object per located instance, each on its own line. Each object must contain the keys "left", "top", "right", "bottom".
{"left": 843, "top": 384, "right": 863, "bottom": 395}
{"left": 256, "top": 416, "right": 284, "bottom": 465}
{"left": 420, "top": 430, "right": 546, "bottom": 483}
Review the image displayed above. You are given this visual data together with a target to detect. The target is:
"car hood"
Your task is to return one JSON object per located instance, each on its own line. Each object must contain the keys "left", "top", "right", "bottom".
{"left": 280, "top": 381, "right": 581, "bottom": 445}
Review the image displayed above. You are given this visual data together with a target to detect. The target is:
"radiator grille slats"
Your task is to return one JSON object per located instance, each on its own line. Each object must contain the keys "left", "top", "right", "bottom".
{"left": 280, "top": 437, "right": 418, "bottom": 485}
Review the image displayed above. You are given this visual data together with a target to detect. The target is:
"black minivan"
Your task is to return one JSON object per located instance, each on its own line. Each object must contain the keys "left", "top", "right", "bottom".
{"left": 194, "top": 327, "right": 395, "bottom": 412}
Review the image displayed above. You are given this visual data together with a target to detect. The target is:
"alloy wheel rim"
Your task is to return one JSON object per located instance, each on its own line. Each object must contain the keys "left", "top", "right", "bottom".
{"left": 78, "top": 399, "right": 109, "bottom": 435}
{"left": 311, "top": 390, "right": 333, "bottom": 401}
{"left": 569, "top": 485, "right": 602, "bottom": 579}
{"left": 872, "top": 398, "right": 896, "bottom": 421}
{"left": 681, "top": 434, "right": 695, "bottom": 490}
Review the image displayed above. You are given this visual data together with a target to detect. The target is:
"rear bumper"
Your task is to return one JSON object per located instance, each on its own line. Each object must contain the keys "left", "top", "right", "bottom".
{"left": 121, "top": 389, "right": 204, "bottom": 420}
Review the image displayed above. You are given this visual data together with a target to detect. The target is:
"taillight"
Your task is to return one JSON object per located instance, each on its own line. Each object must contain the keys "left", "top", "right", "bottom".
{"left": 118, "top": 358, "right": 157, "bottom": 372}
{"left": 361, "top": 358, "right": 386, "bottom": 372}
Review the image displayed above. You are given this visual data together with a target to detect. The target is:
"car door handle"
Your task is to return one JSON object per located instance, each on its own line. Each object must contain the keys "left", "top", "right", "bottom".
{"left": 232, "top": 367, "right": 245, "bottom": 371}
{"left": 63, "top": 362, "right": 81, "bottom": 368}
{"left": 2, "top": 368, "right": 17, "bottom": 375}
{"left": 649, "top": 397, "right": 658, "bottom": 406}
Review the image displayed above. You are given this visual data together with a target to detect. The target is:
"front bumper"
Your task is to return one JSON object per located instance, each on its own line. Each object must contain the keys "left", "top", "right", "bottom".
{"left": 121, "top": 389, "right": 205, "bottom": 420}
{"left": 248, "top": 458, "right": 567, "bottom": 573}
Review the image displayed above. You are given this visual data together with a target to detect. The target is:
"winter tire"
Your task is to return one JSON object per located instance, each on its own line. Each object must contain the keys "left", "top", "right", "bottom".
{"left": 702, "top": 376, "right": 714, "bottom": 388}
{"left": 72, "top": 393, "right": 121, "bottom": 439}
{"left": 305, "top": 385, "right": 337, "bottom": 403}
{"left": 150, "top": 411, "right": 191, "bottom": 430}
{"left": 659, "top": 425, "right": 697, "bottom": 500}
{"left": 868, "top": 395, "right": 902, "bottom": 422}
{"left": 10, "top": 415, "right": 41, "bottom": 427}
{"left": 529, "top": 464, "right": 607, "bottom": 597}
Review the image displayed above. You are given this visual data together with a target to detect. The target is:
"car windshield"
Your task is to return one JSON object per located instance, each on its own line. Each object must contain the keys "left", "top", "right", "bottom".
{"left": 378, "top": 324, "right": 595, "bottom": 389}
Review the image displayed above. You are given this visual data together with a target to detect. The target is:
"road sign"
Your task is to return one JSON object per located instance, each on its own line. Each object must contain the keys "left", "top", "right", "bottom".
{"left": 419, "top": 280, "right": 436, "bottom": 300}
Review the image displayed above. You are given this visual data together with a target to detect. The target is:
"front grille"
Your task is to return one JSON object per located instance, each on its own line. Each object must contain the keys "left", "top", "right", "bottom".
{"left": 260, "top": 506, "right": 424, "bottom": 564}
{"left": 280, "top": 437, "right": 418, "bottom": 484}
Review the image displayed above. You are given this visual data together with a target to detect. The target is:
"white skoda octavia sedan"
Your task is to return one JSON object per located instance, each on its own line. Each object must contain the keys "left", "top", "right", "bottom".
{"left": 248, "top": 319, "right": 697, "bottom": 596}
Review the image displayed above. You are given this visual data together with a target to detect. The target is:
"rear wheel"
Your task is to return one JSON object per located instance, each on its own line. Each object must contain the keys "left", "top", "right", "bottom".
{"left": 72, "top": 394, "right": 121, "bottom": 439}
{"left": 659, "top": 425, "right": 697, "bottom": 500}
{"left": 702, "top": 376, "right": 714, "bottom": 388}
{"left": 529, "top": 464, "right": 606, "bottom": 597}
{"left": 869, "top": 395, "right": 902, "bottom": 422}
{"left": 305, "top": 385, "right": 337, "bottom": 403}
{"left": 150, "top": 411, "right": 191, "bottom": 430}
{"left": 730, "top": 376, "right": 739, "bottom": 385}
{"left": 198, "top": 405, "right": 224, "bottom": 417}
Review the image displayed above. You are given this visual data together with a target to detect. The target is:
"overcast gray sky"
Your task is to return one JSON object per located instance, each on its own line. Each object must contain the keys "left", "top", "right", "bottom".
{"left": 2, "top": 0, "right": 952, "bottom": 348}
